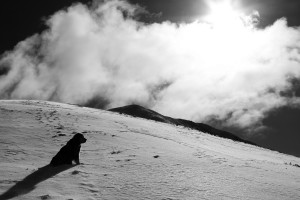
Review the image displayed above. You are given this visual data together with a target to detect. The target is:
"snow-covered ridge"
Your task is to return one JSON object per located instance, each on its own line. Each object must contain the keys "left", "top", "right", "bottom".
{"left": 0, "top": 100, "right": 299, "bottom": 200}
{"left": 109, "top": 104, "right": 255, "bottom": 145}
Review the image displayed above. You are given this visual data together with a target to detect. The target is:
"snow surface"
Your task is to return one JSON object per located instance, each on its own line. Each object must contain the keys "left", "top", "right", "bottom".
{"left": 0, "top": 100, "right": 299, "bottom": 200}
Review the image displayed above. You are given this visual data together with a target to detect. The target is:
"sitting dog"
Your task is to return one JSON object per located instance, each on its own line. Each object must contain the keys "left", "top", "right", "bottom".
{"left": 50, "top": 133, "right": 87, "bottom": 166}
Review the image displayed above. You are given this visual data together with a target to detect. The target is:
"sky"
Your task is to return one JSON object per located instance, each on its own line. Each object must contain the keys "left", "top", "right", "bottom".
{"left": 0, "top": 0, "right": 300, "bottom": 157}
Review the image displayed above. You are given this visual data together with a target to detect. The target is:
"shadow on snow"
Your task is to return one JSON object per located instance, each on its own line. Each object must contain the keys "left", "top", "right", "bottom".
{"left": 0, "top": 164, "right": 75, "bottom": 200}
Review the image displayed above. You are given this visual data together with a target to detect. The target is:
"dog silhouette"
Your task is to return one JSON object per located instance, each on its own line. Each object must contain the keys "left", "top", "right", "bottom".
{"left": 50, "top": 133, "right": 87, "bottom": 166}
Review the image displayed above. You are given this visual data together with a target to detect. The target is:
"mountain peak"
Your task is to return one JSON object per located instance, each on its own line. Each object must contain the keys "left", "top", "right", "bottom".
{"left": 109, "top": 104, "right": 256, "bottom": 146}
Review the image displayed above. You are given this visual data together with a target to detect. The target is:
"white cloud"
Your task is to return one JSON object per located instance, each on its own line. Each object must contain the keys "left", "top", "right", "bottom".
{"left": 1, "top": 0, "right": 300, "bottom": 131}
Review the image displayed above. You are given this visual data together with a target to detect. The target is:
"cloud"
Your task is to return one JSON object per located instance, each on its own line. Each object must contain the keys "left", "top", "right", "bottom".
{"left": 0, "top": 0, "right": 300, "bottom": 131}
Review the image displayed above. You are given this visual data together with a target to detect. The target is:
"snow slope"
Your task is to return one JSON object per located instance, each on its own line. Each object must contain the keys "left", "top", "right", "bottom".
{"left": 0, "top": 100, "right": 299, "bottom": 200}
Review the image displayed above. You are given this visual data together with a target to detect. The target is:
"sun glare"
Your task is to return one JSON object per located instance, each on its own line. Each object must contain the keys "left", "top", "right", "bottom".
{"left": 204, "top": 0, "right": 244, "bottom": 29}
{"left": 188, "top": 0, "right": 260, "bottom": 75}
{"left": 199, "top": 0, "right": 258, "bottom": 48}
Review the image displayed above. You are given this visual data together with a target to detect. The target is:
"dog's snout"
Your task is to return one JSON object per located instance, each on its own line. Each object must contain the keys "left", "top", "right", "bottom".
{"left": 81, "top": 137, "right": 87, "bottom": 143}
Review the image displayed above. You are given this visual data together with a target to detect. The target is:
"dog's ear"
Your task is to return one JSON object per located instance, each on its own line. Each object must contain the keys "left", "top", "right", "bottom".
{"left": 67, "top": 133, "right": 83, "bottom": 145}
{"left": 73, "top": 133, "right": 82, "bottom": 139}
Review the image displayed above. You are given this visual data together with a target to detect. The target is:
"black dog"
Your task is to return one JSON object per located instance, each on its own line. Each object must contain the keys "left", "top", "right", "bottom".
{"left": 50, "top": 133, "right": 87, "bottom": 166}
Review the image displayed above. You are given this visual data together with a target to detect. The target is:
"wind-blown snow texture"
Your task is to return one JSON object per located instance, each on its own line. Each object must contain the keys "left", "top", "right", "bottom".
{"left": 0, "top": 100, "right": 299, "bottom": 200}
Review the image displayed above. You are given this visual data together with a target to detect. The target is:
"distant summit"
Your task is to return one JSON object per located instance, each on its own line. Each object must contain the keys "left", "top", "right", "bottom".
{"left": 108, "top": 104, "right": 256, "bottom": 146}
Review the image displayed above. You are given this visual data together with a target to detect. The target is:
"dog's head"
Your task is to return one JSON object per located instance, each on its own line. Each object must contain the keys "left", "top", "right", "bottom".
{"left": 68, "top": 133, "right": 87, "bottom": 146}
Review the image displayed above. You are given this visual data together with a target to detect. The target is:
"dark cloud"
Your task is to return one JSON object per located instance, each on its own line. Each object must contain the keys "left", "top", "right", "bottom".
{"left": 83, "top": 95, "right": 110, "bottom": 109}
{"left": 0, "top": 63, "right": 10, "bottom": 77}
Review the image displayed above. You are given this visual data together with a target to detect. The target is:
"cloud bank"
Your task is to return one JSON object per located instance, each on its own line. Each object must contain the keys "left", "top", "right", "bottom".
{"left": 1, "top": 0, "right": 300, "bottom": 131}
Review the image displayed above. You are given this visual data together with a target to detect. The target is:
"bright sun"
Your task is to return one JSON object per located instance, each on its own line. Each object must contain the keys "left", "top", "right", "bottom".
{"left": 190, "top": 0, "right": 259, "bottom": 72}
{"left": 204, "top": 0, "right": 244, "bottom": 28}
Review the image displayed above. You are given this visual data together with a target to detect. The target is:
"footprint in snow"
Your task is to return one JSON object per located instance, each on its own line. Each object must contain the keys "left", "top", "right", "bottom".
{"left": 52, "top": 133, "right": 66, "bottom": 138}
{"left": 40, "top": 194, "right": 51, "bottom": 200}
{"left": 71, "top": 170, "right": 80, "bottom": 175}
{"left": 110, "top": 150, "right": 122, "bottom": 155}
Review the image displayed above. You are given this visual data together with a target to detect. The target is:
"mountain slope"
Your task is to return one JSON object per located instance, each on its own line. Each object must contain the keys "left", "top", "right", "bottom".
{"left": 0, "top": 100, "right": 300, "bottom": 200}
{"left": 109, "top": 104, "right": 255, "bottom": 145}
